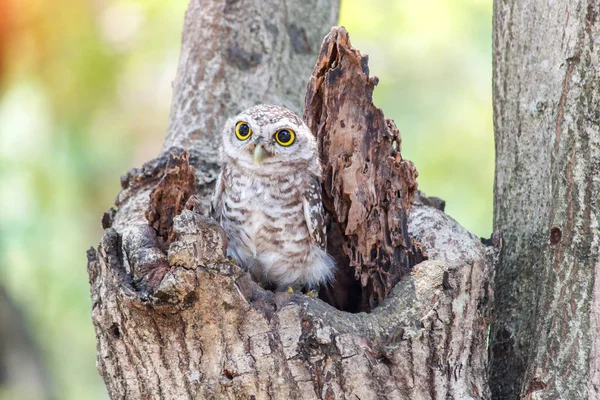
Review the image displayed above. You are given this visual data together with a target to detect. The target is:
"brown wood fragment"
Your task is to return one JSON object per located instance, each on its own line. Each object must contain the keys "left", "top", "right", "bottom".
{"left": 145, "top": 151, "right": 197, "bottom": 245}
{"left": 304, "top": 27, "right": 426, "bottom": 312}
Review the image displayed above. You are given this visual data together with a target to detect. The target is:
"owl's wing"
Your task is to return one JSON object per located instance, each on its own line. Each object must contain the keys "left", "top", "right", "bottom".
{"left": 209, "top": 171, "right": 224, "bottom": 220}
{"left": 303, "top": 177, "right": 327, "bottom": 248}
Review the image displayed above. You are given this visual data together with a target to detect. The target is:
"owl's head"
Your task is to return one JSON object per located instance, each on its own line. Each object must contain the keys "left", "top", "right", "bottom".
{"left": 220, "top": 104, "right": 318, "bottom": 169}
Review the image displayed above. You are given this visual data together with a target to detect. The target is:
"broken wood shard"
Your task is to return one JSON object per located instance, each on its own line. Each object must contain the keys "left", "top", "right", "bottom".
{"left": 145, "top": 151, "right": 197, "bottom": 245}
{"left": 304, "top": 27, "right": 426, "bottom": 312}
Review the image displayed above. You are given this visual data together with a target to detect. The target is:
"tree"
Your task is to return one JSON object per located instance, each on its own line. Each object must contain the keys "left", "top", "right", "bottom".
{"left": 88, "top": 0, "right": 600, "bottom": 399}
{"left": 490, "top": 1, "right": 600, "bottom": 398}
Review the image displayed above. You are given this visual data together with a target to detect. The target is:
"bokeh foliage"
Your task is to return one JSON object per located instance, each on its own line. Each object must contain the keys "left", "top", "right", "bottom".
{"left": 0, "top": 0, "right": 492, "bottom": 398}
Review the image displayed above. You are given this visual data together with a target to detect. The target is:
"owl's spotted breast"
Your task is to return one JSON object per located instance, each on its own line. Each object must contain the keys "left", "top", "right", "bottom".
{"left": 219, "top": 164, "right": 316, "bottom": 287}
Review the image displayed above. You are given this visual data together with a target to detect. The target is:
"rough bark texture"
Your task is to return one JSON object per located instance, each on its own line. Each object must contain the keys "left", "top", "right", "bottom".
{"left": 88, "top": 2, "right": 495, "bottom": 398}
{"left": 490, "top": 1, "right": 600, "bottom": 398}
{"left": 304, "top": 28, "right": 426, "bottom": 313}
{"left": 89, "top": 203, "right": 494, "bottom": 399}
{"left": 146, "top": 151, "right": 197, "bottom": 246}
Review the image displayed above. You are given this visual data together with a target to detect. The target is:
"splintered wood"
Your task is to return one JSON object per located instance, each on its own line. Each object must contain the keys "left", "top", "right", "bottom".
{"left": 145, "top": 151, "right": 197, "bottom": 245}
{"left": 304, "top": 27, "right": 426, "bottom": 312}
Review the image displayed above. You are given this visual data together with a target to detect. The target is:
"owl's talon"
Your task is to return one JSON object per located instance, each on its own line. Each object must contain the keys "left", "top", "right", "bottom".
{"left": 287, "top": 287, "right": 294, "bottom": 294}
{"left": 306, "top": 290, "right": 319, "bottom": 298}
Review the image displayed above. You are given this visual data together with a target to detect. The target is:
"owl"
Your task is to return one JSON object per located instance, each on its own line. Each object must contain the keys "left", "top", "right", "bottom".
{"left": 211, "top": 104, "right": 335, "bottom": 294}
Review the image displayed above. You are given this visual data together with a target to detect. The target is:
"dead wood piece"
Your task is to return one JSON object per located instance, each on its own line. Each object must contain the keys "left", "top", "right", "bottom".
{"left": 105, "top": 150, "right": 201, "bottom": 292}
{"left": 145, "top": 151, "right": 197, "bottom": 245}
{"left": 304, "top": 27, "right": 426, "bottom": 313}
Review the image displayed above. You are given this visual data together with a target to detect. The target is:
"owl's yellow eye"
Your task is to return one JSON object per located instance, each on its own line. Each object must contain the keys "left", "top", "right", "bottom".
{"left": 235, "top": 121, "right": 252, "bottom": 140}
{"left": 275, "top": 129, "right": 295, "bottom": 147}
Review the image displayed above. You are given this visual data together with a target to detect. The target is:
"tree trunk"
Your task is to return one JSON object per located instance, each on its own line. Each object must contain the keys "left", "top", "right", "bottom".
{"left": 88, "top": 1, "right": 495, "bottom": 399}
{"left": 490, "top": 1, "right": 600, "bottom": 398}
{"left": 88, "top": 204, "right": 494, "bottom": 399}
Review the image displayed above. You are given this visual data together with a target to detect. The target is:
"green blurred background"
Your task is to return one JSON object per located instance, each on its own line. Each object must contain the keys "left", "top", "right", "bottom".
{"left": 0, "top": 0, "right": 493, "bottom": 398}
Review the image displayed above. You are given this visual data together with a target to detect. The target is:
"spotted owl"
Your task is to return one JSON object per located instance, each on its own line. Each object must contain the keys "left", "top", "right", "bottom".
{"left": 211, "top": 104, "right": 335, "bottom": 293}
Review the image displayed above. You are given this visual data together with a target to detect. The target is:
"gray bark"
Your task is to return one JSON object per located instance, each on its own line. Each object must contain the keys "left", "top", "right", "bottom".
{"left": 490, "top": 1, "right": 600, "bottom": 398}
{"left": 88, "top": 1, "right": 495, "bottom": 399}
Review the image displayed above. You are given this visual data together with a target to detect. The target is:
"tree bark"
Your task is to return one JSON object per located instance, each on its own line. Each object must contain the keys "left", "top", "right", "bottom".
{"left": 88, "top": 2, "right": 495, "bottom": 399}
{"left": 490, "top": 1, "right": 600, "bottom": 398}
{"left": 89, "top": 204, "right": 494, "bottom": 399}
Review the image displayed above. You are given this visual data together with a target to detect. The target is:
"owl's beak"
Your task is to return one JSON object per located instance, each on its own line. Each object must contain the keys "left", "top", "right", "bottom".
{"left": 253, "top": 144, "right": 269, "bottom": 165}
